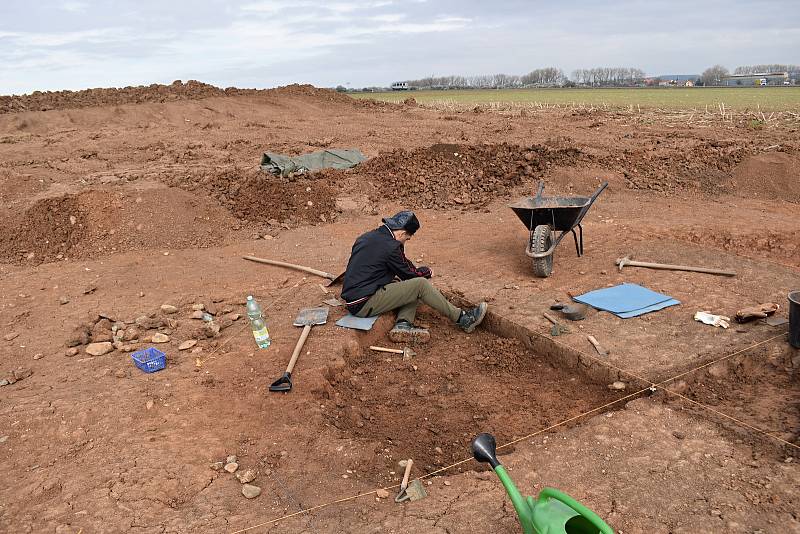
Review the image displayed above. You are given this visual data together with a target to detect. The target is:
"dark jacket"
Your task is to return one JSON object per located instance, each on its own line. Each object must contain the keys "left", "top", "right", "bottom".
{"left": 341, "top": 225, "right": 430, "bottom": 313}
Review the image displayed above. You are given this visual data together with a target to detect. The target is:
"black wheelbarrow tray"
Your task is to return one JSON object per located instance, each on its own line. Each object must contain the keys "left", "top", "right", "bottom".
{"left": 509, "top": 180, "right": 608, "bottom": 278}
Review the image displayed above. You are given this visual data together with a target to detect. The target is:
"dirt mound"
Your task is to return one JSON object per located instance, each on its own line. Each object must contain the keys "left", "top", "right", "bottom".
{"left": 600, "top": 140, "right": 754, "bottom": 195}
{"left": 0, "top": 187, "right": 242, "bottom": 263}
{"left": 0, "top": 82, "right": 352, "bottom": 114}
{"left": 732, "top": 151, "right": 800, "bottom": 202}
{"left": 322, "top": 314, "right": 621, "bottom": 479}
{"left": 355, "top": 143, "right": 581, "bottom": 209}
{"left": 159, "top": 167, "right": 340, "bottom": 226}
{"left": 265, "top": 84, "right": 356, "bottom": 106}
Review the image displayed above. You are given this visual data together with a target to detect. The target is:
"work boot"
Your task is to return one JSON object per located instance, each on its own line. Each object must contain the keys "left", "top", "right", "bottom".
{"left": 389, "top": 320, "right": 430, "bottom": 344}
{"left": 457, "top": 302, "right": 488, "bottom": 333}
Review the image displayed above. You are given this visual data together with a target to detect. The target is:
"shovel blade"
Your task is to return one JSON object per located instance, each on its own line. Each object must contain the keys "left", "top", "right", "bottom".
{"left": 269, "top": 372, "right": 293, "bottom": 392}
{"left": 293, "top": 307, "right": 329, "bottom": 327}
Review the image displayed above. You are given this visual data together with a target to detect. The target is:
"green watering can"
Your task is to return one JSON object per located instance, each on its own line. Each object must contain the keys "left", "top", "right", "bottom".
{"left": 471, "top": 433, "right": 614, "bottom": 534}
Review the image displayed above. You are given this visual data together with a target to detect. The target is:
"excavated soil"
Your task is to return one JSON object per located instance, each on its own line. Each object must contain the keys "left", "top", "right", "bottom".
{"left": 0, "top": 81, "right": 356, "bottom": 114}
{"left": 322, "top": 312, "right": 624, "bottom": 480}
{"left": 0, "top": 188, "right": 243, "bottom": 263}
{"left": 353, "top": 143, "right": 581, "bottom": 210}
{"left": 1, "top": 84, "right": 800, "bottom": 533}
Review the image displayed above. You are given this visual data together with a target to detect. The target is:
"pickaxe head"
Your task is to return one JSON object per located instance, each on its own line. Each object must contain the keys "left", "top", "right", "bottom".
{"left": 616, "top": 256, "right": 631, "bottom": 271}
{"left": 402, "top": 347, "right": 416, "bottom": 361}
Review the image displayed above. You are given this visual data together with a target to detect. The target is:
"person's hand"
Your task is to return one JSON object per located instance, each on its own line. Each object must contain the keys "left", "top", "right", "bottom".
{"left": 418, "top": 266, "right": 433, "bottom": 278}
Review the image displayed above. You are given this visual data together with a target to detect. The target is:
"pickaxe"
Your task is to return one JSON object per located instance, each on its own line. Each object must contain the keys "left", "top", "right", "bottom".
{"left": 615, "top": 256, "right": 736, "bottom": 277}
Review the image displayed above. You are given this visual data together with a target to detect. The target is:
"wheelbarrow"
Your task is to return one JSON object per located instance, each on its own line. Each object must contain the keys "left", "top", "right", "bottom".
{"left": 509, "top": 180, "right": 608, "bottom": 277}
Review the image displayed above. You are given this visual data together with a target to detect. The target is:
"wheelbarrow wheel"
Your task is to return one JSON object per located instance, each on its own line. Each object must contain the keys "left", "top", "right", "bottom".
{"left": 530, "top": 224, "right": 553, "bottom": 278}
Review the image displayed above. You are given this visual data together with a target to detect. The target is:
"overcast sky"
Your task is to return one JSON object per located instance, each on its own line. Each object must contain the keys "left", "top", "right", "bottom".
{"left": 0, "top": 0, "right": 798, "bottom": 94}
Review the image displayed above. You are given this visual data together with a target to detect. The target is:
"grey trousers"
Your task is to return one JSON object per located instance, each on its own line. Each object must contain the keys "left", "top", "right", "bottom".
{"left": 355, "top": 278, "right": 461, "bottom": 324}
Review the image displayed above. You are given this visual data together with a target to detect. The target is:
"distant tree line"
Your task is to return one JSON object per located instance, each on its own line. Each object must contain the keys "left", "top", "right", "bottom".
{"left": 570, "top": 67, "right": 646, "bottom": 87}
{"left": 404, "top": 66, "right": 646, "bottom": 89}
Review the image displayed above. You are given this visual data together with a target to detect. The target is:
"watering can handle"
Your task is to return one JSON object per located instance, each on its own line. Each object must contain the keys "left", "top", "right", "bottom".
{"left": 539, "top": 487, "right": 615, "bottom": 534}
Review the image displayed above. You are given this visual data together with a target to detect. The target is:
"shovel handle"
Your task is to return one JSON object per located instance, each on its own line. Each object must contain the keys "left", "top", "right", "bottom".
{"left": 285, "top": 324, "right": 312, "bottom": 374}
{"left": 369, "top": 345, "right": 404, "bottom": 354}
{"left": 243, "top": 256, "right": 336, "bottom": 280}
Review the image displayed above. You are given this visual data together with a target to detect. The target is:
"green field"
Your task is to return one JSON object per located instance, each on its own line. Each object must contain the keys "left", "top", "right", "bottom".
{"left": 350, "top": 87, "right": 800, "bottom": 111}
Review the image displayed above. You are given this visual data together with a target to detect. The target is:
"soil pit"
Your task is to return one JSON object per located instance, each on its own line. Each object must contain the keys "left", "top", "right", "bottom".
{"left": 321, "top": 310, "right": 626, "bottom": 481}
{"left": 679, "top": 342, "right": 800, "bottom": 452}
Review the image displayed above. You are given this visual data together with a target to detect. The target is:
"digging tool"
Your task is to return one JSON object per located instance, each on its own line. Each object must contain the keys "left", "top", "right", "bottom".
{"left": 615, "top": 256, "right": 736, "bottom": 277}
{"left": 586, "top": 335, "right": 609, "bottom": 356}
{"left": 269, "top": 307, "right": 328, "bottom": 393}
{"left": 543, "top": 313, "right": 570, "bottom": 336}
{"left": 369, "top": 345, "right": 416, "bottom": 360}
{"left": 243, "top": 256, "right": 345, "bottom": 286}
{"left": 395, "top": 459, "right": 427, "bottom": 503}
{"left": 472, "top": 433, "right": 614, "bottom": 534}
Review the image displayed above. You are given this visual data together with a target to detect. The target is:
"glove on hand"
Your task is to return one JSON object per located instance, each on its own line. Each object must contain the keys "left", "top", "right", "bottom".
{"left": 417, "top": 266, "right": 433, "bottom": 278}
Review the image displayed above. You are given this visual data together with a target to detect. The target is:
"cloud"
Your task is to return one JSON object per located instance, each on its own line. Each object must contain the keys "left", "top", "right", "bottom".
{"left": 0, "top": 0, "right": 798, "bottom": 94}
{"left": 59, "top": 1, "right": 89, "bottom": 13}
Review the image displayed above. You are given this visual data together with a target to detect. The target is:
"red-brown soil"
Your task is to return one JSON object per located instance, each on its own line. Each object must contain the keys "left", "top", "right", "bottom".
{"left": 0, "top": 83, "right": 798, "bottom": 533}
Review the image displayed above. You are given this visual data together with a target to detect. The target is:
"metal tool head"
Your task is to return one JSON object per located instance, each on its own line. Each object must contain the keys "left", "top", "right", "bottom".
{"left": 269, "top": 371, "right": 292, "bottom": 392}
{"left": 293, "top": 307, "right": 329, "bottom": 327}
{"left": 395, "top": 479, "right": 427, "bottom": 503}
{"left": 402, "top": 347, "right": 416, "bottom": 361}
{"left": 616, "top": 256, "right": 631, "bottom": 271}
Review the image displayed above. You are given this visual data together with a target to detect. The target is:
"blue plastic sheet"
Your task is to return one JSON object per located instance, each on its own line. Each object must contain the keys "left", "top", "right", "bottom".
{"left": 573, "top": 283, "right": 679, "bottom": 318}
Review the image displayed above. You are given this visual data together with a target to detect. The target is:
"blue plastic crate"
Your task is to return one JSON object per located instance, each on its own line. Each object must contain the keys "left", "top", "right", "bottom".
{"left": 131, "top": 347, "right": 166, "bottom": 373}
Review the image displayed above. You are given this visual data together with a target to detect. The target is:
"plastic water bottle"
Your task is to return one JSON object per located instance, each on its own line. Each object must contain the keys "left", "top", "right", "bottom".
{"left": 246, "top": 295, "right": 271, "bottom": 349}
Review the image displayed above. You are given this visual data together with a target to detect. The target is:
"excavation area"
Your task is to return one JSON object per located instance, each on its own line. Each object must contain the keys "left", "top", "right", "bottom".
{"left": 0, "top": 83, "right": 798, "bottom": 533}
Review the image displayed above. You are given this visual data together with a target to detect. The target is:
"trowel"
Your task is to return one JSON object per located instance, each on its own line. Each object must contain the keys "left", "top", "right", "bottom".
{"left": 394, "top": 459, "right": 427, "bottom": 503}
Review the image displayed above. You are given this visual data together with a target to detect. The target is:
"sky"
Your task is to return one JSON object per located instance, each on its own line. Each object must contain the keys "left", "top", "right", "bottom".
{"left": 0, "top": 0, "right": 798, "bottom": 94}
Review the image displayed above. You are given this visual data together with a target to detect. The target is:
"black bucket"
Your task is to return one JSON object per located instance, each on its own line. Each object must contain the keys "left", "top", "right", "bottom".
{"left": 790, "top": 290, "right": 800, "bottom": 349}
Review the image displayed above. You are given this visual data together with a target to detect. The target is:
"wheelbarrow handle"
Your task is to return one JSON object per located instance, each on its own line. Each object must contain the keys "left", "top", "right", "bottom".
{"left": 590, "top": 180, "right": 609, "bottom": 201}
{"left": 535, "top": 180, "right": 545, "bottom": 200}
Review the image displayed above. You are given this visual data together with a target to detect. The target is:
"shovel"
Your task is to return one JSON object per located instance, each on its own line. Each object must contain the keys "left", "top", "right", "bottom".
{"left": 269, "top": 307, "right": 329, "bottom": 393}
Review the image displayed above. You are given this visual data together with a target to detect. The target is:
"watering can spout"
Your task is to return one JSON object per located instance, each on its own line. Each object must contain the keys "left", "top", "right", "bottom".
{"left": 471, "top": 433, "right": 536, "bottom": 534}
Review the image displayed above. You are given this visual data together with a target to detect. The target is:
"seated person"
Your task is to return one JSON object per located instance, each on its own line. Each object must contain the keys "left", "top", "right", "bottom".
{"left": 341, "top": 210, "right": 487, "bottom": 343}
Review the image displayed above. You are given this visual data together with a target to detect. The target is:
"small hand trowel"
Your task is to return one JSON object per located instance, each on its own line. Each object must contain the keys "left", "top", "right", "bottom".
{"left": 395, "top": 459, "right": 427, "bottom": 503}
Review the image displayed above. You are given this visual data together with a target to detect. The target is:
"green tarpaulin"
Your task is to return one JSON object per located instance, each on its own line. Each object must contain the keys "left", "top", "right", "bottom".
{"left": 260, "top": 148, "right": 367, "bottom": 176}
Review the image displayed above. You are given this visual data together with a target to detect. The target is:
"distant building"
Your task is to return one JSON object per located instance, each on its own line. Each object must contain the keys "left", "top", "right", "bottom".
{"left": 684, "top": 80, "right": 694, "bottom": 87}
{"left": 390, "top": 81, "right": 410, "bottom": 91}
{"left": 722, "top": 72, "right": 788, "bottom": 86}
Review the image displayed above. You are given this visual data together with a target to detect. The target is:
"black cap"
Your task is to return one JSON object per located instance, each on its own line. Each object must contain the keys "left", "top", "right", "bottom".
{"left": 382, "top": 210, "right": 420, "bottom": 235}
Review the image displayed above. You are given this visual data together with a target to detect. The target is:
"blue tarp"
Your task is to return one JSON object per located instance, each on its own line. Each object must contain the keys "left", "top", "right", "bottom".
{"left": 573, "top": 283, "right": 679, "bottom": 318}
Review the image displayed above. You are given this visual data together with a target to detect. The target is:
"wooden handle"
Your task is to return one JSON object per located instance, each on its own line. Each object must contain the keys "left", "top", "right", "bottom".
{"left": 616, "top": 258, "right": 736, "bottom": 277}
{"left": 285, "top": 324, "right": 312, "bottom": 374}
{"left": 243, "top": 256, "right": 336, "bottom": 280}
{"left": 543, "top": 312, "right": 559, "bottom": 325}
{"left": 399, "top": 459, "right": 414, "bottom": 491}
{"left": 369, "top": 346, "right": 404, "bottom": 354}
{"left": 587, "top": 335, "right": 607, "bottom": 355}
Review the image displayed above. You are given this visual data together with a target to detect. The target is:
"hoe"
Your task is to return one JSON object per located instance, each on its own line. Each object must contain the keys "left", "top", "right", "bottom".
{"left": 471, "top": 433, "right": 614, "bottom": 534}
